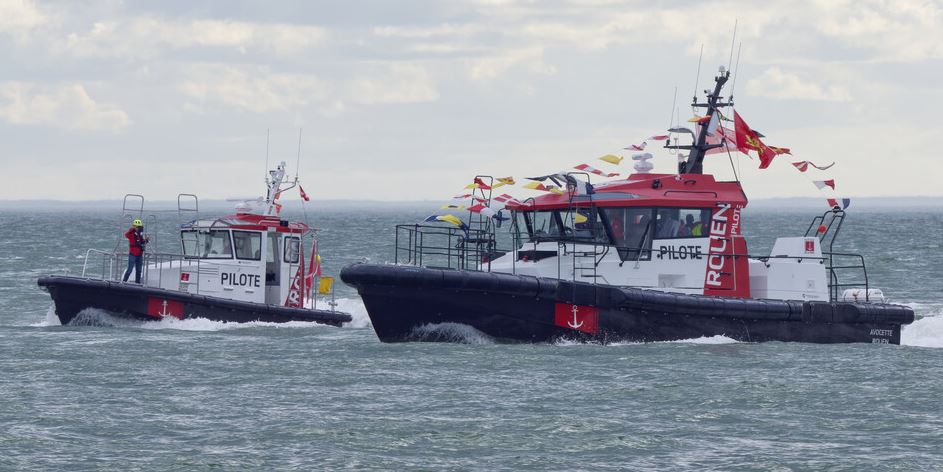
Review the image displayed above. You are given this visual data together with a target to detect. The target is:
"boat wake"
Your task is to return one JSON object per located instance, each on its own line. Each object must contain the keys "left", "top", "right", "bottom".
{"left": 30, "top": 305, "right": 61, "bottom": 327}
{"left": 310, "top": 297, "right": 371, "bottom": 329}
{"left": 66, "top": 308, "right": 141, "bottom": 328}
{"left": 409, "top": 323, "right": 496, "bottom": 344}
{"left": 659, "top": 335, "right": 740, "bottom": 345}
{"left": 901, "top": 303, "right": 943, "bottom": 348}
{"left": 137, "top": 317, "right": 327, "bottom": 332}
{"left": 554, "top": 335, "right": 740, "bottom": 346}
{"left": 47, "top": 308, "right": 347, "bottom": 332}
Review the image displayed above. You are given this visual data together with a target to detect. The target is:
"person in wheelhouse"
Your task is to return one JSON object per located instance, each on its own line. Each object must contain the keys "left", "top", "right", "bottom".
{"left": 123, "top": 219, "right": 150, "bottom": 283}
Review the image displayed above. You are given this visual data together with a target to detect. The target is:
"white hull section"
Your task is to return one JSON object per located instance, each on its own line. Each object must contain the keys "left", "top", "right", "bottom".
{"left": 489, "top": 236, "right": 829, "bottom": 302}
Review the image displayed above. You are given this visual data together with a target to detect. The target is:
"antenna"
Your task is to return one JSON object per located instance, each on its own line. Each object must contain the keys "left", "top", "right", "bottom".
{"left": 692, "top": 44, "right": 704, "bottom": 104}
{"left": 727, "top": 19, "right": 738, "bottom": 72}
{"left": 667, "top": 85, "right": 678, "bottom": 130}
{"left": 730, "top": 42, "right": 742, "bottom": 101}
{"left": 295, "top": 128, "right": 303, "bottom": 182}
{"left": 265, "top": 128, "right": 271, "bottom": 183}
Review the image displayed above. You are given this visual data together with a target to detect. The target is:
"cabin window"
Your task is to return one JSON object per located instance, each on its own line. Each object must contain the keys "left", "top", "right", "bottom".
{"left": 200, "top": 230, "right": 233, "bottom": 259}
{"left": 559, "top": 208, "right": 609, "bottom": 243}
{"left": 181, "top": 231, "right": 200, "bottom": 257}
{"left": 284, "top": 236, "right": 300, "bottom": 264}
{"left": 601, "top": 207, "right": 654, "bottom": 261}
{"left": 233, "top": 231, "right": 262, "bottom": 261}
{"left": 180, "top": 230, "right": 233, "bottom": 259}
{"left": 654, "top": 208, "right": 712, "bottom": 238}
{"left": 266, "top": 233, "right": 280, "bottom": 284}
{"left": 521, "top": 210, "right": 564, "bottom": 241}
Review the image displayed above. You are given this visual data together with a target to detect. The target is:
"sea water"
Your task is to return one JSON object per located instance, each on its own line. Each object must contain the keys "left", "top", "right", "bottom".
{"left": 1, "top": 206, "right": 942, "bottom": 470}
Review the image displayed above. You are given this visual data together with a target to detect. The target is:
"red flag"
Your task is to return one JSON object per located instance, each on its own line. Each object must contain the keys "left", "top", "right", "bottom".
{"left": 285, "top": 253, "right": 305, "bottom": 308}
{"left": 733, "top": 111, "right": 777, "bottom": 169}
{"left": 304, "top": 240, "right": 319, "bottom": 302}
{"left": 704, "top": 125, "right": 738, "bottom": 155}
{"left": 473, "top": 177, "right": 492, "bottom": 190}
{"left": 299, "top": 185, "right": 310, "bottom": 202}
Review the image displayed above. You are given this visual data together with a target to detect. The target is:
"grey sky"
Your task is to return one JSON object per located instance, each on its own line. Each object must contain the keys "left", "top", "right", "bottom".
{"left": 0, "top": 0, "right": 940, "bottom": 203}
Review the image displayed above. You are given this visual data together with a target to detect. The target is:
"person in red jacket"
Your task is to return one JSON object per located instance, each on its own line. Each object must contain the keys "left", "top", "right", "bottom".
{"left": 122, "top": 219, "right": 150, "bottom": 283}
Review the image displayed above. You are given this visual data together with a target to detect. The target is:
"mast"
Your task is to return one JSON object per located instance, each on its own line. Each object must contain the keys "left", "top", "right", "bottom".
{"left": 264, "top": 161, "right": 287, "bottom": 216}
{"left": 667, "top": 67, "right": 733, "bottom": 174}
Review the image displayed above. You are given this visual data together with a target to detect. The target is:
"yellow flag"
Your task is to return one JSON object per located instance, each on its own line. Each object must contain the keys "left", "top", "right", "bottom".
{"left": 574, "top": 212, "right": 588, "bottom": 224}
{"left": 441, "top": 204, "right": 465, "bottom": 210}
{"left": 599, "top": 154, "right": 623, "bottom": 165}
{"left": 493, "top": 176, "right": 515, "bottom": 188}
{"left": 318, "top": 276, "right": 334, "bottom": 295}
{"left": 548, "top": 186, "right": 564, "bottom": 195}
{"left": 522, "top": 182, "right": 546, "bottom": 191}
{"left": 436, "top": 214, "right": 464, "bottom": 227}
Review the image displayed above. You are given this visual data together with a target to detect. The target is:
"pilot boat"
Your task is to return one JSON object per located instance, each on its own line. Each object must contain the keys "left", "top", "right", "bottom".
{"left": 341, "top": 68, "right": 914, "bottom": 344}
{"left": 38, "top": 161, "right": 351, "bottom": 326}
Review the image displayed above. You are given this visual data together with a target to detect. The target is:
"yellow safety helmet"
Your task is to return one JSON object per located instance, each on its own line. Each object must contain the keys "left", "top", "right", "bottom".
{"left": 132, "top": 219, "right": 143, "bottom": 227}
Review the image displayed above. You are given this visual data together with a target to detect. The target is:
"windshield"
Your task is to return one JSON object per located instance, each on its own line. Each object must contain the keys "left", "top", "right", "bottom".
{"left": 516, "top": 209, "right": 609, "bottom": 243}
{"left": 181, "top": 230, "right": 233, "bottom": 259}
{"left": 602, "top": 207, "right": 653, "bottom": 261}
{"left": 233, "top": 230, "right": 262, "bottom": 260}
{"left": 521, "top": 210, "right": 563, "bottom": 241}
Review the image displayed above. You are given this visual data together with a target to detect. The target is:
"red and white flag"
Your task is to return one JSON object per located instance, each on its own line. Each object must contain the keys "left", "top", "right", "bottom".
{"left": 792, "top": 161, "right": 835, "bottom": 172}
{"left": 492, "top": 193, "right": 522, "bottom": 208}
{"left": 813, "top": 180, "right": 836, "bottom": 190}
{"left": 299, "top": 185, "right": 310, "bottom": 202}
{"left": 574, "top": 163, "right": 619, "bottom": 178}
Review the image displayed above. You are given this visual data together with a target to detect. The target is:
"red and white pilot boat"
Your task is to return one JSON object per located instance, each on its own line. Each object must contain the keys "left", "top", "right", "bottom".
{"left": 38, "top": 161, "right": 351, "bottom": 326}
{"left": 341, "top": 68, "right": 914, "bottom": 344}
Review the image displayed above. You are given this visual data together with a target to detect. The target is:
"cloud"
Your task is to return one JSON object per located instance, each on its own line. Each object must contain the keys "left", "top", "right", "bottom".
{"left": 179, "top": 65, "right": 330, "bottom": 113}
{"left": 745, "top": 67, "right": 852, "bottom": 102}
{"left": 0, "top": 82, "right": 129, "bottom": 131}
{"left": 468, "top": 47, "right": 555, "bottom": 81}
{"left": 349, "top": 64, "right": 439, "bottom": 105}
{"left": 0, "top": 0, "right": 46, "bottom": 34}
{"left": 62, "top": 17, "right": 328, "bottom": 59}
{"left": 180, "top": 63, "right": 439, "bottom": 113}
{"left": 814, "top": 0, "right": 943, "bottom": 61}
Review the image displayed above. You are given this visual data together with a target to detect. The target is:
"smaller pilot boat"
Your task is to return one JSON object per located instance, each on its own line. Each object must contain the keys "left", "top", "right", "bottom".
{"left": 38, "top": 161, "right": 351, "bottom": 326}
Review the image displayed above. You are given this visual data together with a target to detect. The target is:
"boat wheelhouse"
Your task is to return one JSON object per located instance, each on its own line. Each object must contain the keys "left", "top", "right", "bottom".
{"left": 341, "top": 69, "right": 913, "bottom": 344}
{"left": 39, "top": 161, "right": 350, "bottom": 326}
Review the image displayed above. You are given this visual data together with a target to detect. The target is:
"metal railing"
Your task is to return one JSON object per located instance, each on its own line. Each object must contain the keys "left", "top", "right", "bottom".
{"left": 394, "top": 224, "right": 505, "bottom": 271}
{"left": 82, "top": 250, "right": 203, "bottom": 292}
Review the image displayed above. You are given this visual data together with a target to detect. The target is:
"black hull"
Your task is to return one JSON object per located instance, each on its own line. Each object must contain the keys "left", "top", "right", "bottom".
{"left": 340, "top": 264, "right": 915, "bottom": 344}
{"left": 37, "top": 276, "right": 351, "bottom": 326}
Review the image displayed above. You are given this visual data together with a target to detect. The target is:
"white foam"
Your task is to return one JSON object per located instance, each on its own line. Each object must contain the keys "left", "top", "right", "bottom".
{"left": 66, "top": 308, "right": 135, "bottom": 327}
{"left": 138, "top": 317, "right": 323, "bottom": 332}
{"left": 312, "top": 297, "right": 371, "bottom": 329}
{"left": 30, "top": 304, "right": 62, "bottom": 327}
{"left": 662, "top": 335, "right": 740, "bottom": 344}
{"left": 410, "top": 322, "right": 495, "bottom": 344}
{"left": 902, "top": 315, "right": 943, "bottom": 348}
{"left": 607, "top": 335, "right": 741, "bottom": 346}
